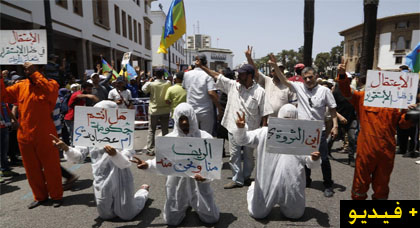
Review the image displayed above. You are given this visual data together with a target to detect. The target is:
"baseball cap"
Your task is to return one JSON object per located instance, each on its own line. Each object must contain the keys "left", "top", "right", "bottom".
{"left": 294, "top": 63, "right": 305, "bottom": 70}
{"left": 237, "top": 64, "right": 255, "bottom": 75}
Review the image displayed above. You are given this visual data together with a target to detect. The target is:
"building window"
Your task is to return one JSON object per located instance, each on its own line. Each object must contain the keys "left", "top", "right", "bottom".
{"left": 114, "top": 5, "right": 120, "bottom": 34}
{"left": 144, "top": 21, "right": 151, "bottom": 50}
{"left": 128, "top": 15, "right": 133, "bottom": 40}
{"left": 56, "top": 0, "right": 68, "bottom": 9}
{"left": 138, "top": 23, "right": 142, "bottom": 45}
{"left": 137, "top": 0, "right": 140, "bottom": 6}
{"left": 391, "top": 41, "right": 396, "bottom": 50}
{"left": 73, "top": 0, "right": 83, "bottom": 16}
{"left": 406, "top": 40, "right": 411, "bottom": 49}
{"left": 396, "top": 21, "right": 408, "bottom": 29}
{"left": 122, "top": 11, "right": 127, "bottom": 37}
{"left": 172, "top": 53, "right": 174, "bottom": 63}
{"left": 144, "top": 0, "right": 148, "bottom": 13}
{"left": 349, "top": 44, "right": 354, "bottom": 56}
{"left": 134, "top": 19, "right": 137, "bottom": 43}
{"left": 92, "top": 0, "right": 109, "bottom": 28}
{"left": 395, "top": 56, "right": 402, "bottom": 64}
{"left": 164, "top": 54, "right": 167, "bottom": 60}
{"left": 396, "top": 36, "right": 405, "bottom": 50}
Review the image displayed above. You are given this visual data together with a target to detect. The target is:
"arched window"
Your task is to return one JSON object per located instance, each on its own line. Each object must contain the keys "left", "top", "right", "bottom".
{"left": 396, "top": 36, "right": 406, "bottom": 50}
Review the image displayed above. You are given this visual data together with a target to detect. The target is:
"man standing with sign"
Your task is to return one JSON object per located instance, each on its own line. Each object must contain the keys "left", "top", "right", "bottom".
{"left": 336, "top": 59, "right": 416, "bottom": 200}
{"left": 233, "top": 104, "right": 320, "bottom": 219}
{"left": 0, "top": 62, "right": 63, "bottom": 208}
{"left": 131, "top": 103, "right": 220, "bottom": 226}
{"left": 270, "top": 54, "right": 338, "bottom": 197}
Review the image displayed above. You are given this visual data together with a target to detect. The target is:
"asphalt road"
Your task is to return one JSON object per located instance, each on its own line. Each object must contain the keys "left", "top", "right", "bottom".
{"left": 1, "top": 129, "right": 419, "bottom": 228}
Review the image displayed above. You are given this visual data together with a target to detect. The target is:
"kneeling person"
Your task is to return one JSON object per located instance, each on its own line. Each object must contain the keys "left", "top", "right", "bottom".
{"left": 51, "top": 101, "right": 149, "bottom": 221}
{"left": 233, "top": 104, "right": 320, "bottom": 219}
{"left": 132, "top": 103, "right": 220, "bottom": 226}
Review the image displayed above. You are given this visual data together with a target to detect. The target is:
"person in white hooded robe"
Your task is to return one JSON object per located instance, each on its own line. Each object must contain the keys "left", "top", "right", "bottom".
{"left": 232, "top": 104, "right": 320, "bottom": 219}
{"left": 131, "top": 102, "right": 220, "bottom": 226}
{"left": 51, "top": 100, "right": 149, "bottom": 221}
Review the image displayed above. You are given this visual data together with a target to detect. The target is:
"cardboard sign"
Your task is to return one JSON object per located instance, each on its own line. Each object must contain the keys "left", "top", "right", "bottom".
{"left": 0, "top": 30, "right": 47, "bottom": 65}
{"left": 155, "top": 136, "right": 223, "bottom": 179}
{"left": 266, "top": 118, "right": 323, "bottom": 155}
{"left": 364, "top": 70, "right": 419, "bottom": 109}
{"left": 73, "top": 106, "right": 135, "bottom": 149}
{"left": 121, "top": 52, "right": 131, "bottom": 67}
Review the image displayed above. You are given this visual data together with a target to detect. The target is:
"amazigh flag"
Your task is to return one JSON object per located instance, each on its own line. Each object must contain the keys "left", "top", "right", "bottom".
{"left": 101, "top": 58, "right": 119, "bottom": 81}
{"left": 119, "top": 63, "right": 137, "bottom": 80}
{"left": 157, "top": 0, "right": 186, "bottom": 54}
{"left": 406, "top": 42, "right": 420, "bottom": 73}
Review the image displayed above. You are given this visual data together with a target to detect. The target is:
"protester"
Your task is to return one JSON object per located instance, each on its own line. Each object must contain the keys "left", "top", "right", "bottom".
{"left": 269, "top": 54, "right": 338, "bottom": 197}
{"left": 233, "top": 104, "right": 320, "bottom": 219}
{"left": 1, "top": 100, "right": 18, "bottom": 180}
{"left": 127, "top": 78, "right": 140, "bottom": 99}
{"left": 142, "top": 69, "right": 171, "bottom": 156}
{"left": 108, "top": 77, "right": 133, "bottom": 109}
{"left": 182, "top": 54, "right": 223, "bottom": 135}
{"left": 289, "top": 63, "right": 305, "bottom": 82}
{"left": 245, "top": 46, "right": 297, "bottom": 117}
{"left": 199, "top": 61, "right": 273, "bottom": 189}
{"left": 91, "top": 73, "right": 111, "bottom": 102}
{"left": 336, "top": 60, "right": 416, "bottom": 200}
{"left": 51, "top": 100, "right": 149, "bottom": 220}
{"left": 131, "top": 103, "right": 219, "bottom": 226}
{"left": 0, "top": 62, "right": 63, "bottom": 208}
{"left": 64, "top": 82, "right": 99, "bottom": 144}
{"left": 165, "top": 71, "right": 187, "bottom": 117}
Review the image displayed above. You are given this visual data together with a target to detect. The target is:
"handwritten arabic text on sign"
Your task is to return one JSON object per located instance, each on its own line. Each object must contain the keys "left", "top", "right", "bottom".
{"left": 364, "top": 70, "right": 419, "bottom": 109}
{"left": 73, "top": 106, "right": 135, "bottom": 149}
{"left": 1, "top": 30, "right": 47, "bottom": 65}
{"left": 266, "top": 118, "right": 323, "bottom": 156}
{"left": 155, "top": 137, "right": 223, "bottom": 179}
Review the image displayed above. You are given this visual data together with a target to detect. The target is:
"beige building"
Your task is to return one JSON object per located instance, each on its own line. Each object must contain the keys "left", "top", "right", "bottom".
{"left": 339, "top": 12, "right": 420, "bottom": 72}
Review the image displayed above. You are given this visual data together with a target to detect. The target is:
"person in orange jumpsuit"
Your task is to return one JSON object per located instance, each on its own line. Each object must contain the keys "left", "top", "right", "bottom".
{"left": 336, "top": 60, "right": 414, "bottom": 200}
{"left": 0, "top": 62, "right": 62, "bottom": 208}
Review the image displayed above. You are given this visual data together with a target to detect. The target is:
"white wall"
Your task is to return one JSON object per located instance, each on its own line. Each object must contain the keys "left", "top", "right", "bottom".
{"left": 1, "top": 0, "right": 45, "bottom": 27}
{"left": 412, "top": 30, "right": 420, "bottom": 49}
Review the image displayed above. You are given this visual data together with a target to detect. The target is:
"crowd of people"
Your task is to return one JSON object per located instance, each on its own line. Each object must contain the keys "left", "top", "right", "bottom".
{"left": 0, "top": 46, "right": 419, "bottom": 224}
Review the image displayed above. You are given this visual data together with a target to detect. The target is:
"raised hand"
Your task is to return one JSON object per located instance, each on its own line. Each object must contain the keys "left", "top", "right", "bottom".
{"left": 50, "top": 134, "right": 69, "bottom": 152}
{"left": 130, "top": 156, "right": 149, "bottom": 169}
{"left": 337, "top": 57, "right": 348, "bottom": 75}
{"left": 268, "top": 53, "right": 278, "bottom": 66}
{"left": 104, "top": 145, "right": 117, "bottom": 156}
{"left": 236, "top": 111, "right": 246, "bottom": 128}
{"left": 245, "top": 45, "right": 253, "bottom": 59}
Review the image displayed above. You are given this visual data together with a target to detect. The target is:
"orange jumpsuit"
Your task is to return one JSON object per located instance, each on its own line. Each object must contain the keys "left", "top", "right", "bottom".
{"left": 1, "top": 71, "right": 62, "bottom": 201}
{"left": 337, "top": 77, "right": 411, "bottom": 200}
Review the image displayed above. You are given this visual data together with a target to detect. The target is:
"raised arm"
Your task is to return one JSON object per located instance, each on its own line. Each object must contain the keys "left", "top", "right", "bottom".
{"left": 268, "top": 54, "right": 292, "bottom": 89}
{"left": 198, "top": 62, "right": 219, "bottom": 80}
{"left": 245, "top": 45, "right": 260, "bottom": 82}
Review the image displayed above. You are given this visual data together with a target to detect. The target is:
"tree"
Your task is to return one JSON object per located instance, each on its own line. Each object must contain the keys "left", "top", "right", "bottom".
{"left": 314, "top": 52, "right": 330, "bottom": 73}
{"left": 303, "top": 0, "right": 315, "bottom": 67}
{"left": 360, "top": 0, "right": 378, "bottom": 76}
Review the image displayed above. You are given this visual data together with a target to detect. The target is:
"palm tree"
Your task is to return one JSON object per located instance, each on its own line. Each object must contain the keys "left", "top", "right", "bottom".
{"left": 360, "top": 0, "right": 379, "bottom": 76}
{"left": 303, "top": 0, "right": 315, "bottom": 67}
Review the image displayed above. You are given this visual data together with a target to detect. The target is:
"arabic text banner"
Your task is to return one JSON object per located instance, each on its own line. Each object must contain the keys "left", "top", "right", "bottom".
{"left": 266, "top": 118, "right": 323, "bottom": 155}
{"left": 155, "top": 136, "right": 223, "bottom": 179}
{"left": 340, "top": 200, "right": 419, "bottom": 227}
{"left": 1, "top": 30, "right": 47, "bottom": 65}
{"left": 364, "top": 70, "right": 419, "bottom": 109}
{"left": 73, "top": 106, "right": 135, "bottom": 149}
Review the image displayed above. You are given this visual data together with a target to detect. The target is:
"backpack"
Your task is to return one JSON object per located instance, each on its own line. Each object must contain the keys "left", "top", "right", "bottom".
{"left": 60, "top": 93, "right": 71, "bottom": 115}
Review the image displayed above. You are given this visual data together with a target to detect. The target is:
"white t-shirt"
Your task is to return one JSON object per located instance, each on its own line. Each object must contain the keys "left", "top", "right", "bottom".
{"left": 216, "top": 74, "right": 273, "bottom": 131}
{"left": 182, "top": 68, "right": 216, "bottom": 115}
{"left": 290, "top": 82, "right": 336, "bottom": 121}
{"left": 258, "top": 72, "right": 297, "bottom": 117}
{"left": 108, "top": 88, "right": 132, "bottom": 109}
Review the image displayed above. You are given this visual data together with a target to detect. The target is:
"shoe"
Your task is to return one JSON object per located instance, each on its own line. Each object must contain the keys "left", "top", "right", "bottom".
{"left": 244, "top": 178, "right": 253, "bottom": 186}
{"left": 52, "top": 199, "right": 63, "bottom": 208}
{"left": 223, "top": 181, "right": 243, "bottom": 189}
{"left": 63, "top": 175, "right": 79, "bottom": 191}
{"left": 323, "top": 188, "right": 334, "bottom": 197}
{"left": 403, "top": 152, "right": 418, "bottom": 158}
{"left": 0, "top": 170, "right": 19, "bottom": 177}
{"left": 28, "top": 200, "right": 48, "bottom": 209}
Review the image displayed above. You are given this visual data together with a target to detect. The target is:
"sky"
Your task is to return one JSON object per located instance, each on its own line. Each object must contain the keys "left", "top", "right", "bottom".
{"left": 151, "top": 0, "right": 420, "bottom": 67}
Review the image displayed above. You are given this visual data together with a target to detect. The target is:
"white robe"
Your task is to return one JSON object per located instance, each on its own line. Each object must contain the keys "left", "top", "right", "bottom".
{"left": 64, "top": 147, "right": 148, "bottom": 220}
{"left": 144, "top": 103, "right": 220, "bottom": 226}
{"left": 233, "top": 126, "right": 320, "bottom": 219}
